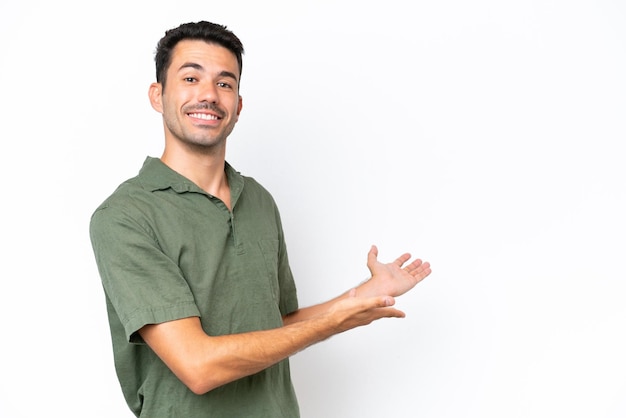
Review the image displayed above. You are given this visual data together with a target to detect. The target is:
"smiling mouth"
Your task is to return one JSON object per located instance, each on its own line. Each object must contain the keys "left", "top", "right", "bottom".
{"left": 188, "top": 113, "right": 220, "bottom": 120}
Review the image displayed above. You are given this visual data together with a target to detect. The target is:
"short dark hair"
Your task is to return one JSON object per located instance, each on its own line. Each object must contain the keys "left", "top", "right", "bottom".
{"left": 154, "top": 21, "right": 244, "bottom": 88}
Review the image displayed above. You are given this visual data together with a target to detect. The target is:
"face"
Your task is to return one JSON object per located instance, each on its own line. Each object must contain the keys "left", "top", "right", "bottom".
{"left": 150, "top": 40, "right": 243, "bottom": 151}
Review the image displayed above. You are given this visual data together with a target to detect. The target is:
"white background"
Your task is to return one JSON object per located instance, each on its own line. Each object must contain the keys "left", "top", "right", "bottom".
{"left": 1, "top": 0, "right": 624, "bottom": 417}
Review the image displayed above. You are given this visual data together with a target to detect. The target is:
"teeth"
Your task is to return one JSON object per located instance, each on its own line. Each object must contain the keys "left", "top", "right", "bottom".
{"left": 189, "top": 113, "right": 218, "bottom": 120}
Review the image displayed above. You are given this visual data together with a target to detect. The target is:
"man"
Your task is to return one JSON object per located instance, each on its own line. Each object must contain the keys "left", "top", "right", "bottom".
{"left": 90, "top": 21, "right": 431, "bottom": 417}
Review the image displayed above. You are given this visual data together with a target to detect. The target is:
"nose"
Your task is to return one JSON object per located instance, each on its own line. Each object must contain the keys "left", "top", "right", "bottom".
{"left": 199, "top": 81, "right": 219, "bottom": 104}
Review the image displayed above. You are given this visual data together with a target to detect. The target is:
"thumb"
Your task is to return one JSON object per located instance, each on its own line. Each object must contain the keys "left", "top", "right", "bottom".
{"left": 367, "top": 245, "right": 379, "bottom": 268}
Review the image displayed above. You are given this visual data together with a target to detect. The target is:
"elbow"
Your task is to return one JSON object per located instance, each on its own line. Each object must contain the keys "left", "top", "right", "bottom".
{"left": 177, "top": 360, "right": 229, "bottom": 395}
{"left": 181, "top": 372, "right": 222, "bottom": 395}
{"left": 186, "top": 379, "right": 215, "bottom": 396}
{"left": 178, "top": 366, "right": 222, "bottom": 395}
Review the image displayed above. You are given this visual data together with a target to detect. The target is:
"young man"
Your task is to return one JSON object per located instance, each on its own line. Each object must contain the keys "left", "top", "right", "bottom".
{"left": 90, "top": 21, "right": 431, "bottom": 417}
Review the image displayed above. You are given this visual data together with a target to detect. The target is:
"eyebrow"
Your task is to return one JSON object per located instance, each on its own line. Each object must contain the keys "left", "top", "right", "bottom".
{"left": 178, "top": 62, "right": 204, "bottom": 72}
{"left": 178, "top": 62, "right": 238, "bottom": 81}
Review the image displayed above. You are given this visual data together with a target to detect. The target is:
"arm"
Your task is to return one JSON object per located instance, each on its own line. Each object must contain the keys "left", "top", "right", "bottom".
{"left": 140, "top": 291, "right": 401, "bottom": 395}
{"left": 139, "top": 245, "right": 431, "bottom": 394}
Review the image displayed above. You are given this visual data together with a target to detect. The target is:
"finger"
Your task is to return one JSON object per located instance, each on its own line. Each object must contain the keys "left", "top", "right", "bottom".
{"left": 394, "top": 252, "right": 412, "bottom": 267}
{"left": 375, "top": 307, "right": 406, "bottom": 319}
{"left": 406, "top": 259, "right": 431, "bottom": 274}
{"left": 368, "top": 297, "right": 405, "bottom": 319}
{"left": 403, "top": 259, "right": 423, "bottom": 273}
{"left": 366, "top": 245, "right": 379, "bottom": 268}
{"left": 362, "top": 295, "right": 396, "bottom": 309}
{"left": 410, "top": 262, "right": 432, "bottom": 280}
{"left": 417, "top": 261, "right": 431, "bottom": 274}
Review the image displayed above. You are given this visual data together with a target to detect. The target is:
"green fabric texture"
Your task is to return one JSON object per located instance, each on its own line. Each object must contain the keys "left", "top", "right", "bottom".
{"left": 90, "top": 157, "right": 300, "bottom": 417}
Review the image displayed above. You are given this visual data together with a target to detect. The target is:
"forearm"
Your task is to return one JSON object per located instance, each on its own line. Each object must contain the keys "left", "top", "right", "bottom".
{"left": 140, "top": 293, "right": 400, "bottom": 395}
{"left": 282, "top": 291, "right": 352, "bottom": 325}
{"left": 141, "top": 313, "right": 339, "bottom": 394}
{"left": 203, "top": 317, "right": 337, "bottom": 390}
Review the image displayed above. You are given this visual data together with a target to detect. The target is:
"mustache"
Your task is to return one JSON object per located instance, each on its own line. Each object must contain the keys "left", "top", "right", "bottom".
{"left": 183, "top": 102, "right": 225, "bottom": 118}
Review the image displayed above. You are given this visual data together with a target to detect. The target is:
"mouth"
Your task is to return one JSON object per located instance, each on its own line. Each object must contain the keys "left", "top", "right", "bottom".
{"left": 188, "top": 112, "right": 221, "bottom": 121}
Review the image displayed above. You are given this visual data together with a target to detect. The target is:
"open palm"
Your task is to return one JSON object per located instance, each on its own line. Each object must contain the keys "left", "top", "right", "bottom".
{"left": 362, "top": 245, "right": 432, "bottom": 297}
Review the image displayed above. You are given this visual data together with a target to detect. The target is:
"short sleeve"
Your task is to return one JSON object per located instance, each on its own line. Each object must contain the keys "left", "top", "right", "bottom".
{"left": 90, "top": 204, "right": 200, "bottom": 343}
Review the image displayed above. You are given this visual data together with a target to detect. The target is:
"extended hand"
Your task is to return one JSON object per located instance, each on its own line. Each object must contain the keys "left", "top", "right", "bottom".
{"left": 359, "top": 245, "right": 431, "bottom": 298}
{"left": 327, "top": 289, "right": 406, "bottom": 333}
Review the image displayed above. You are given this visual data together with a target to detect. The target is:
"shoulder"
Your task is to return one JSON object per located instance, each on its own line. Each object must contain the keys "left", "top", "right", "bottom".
{"left": 92, "top": 157, "right": 173, "bottom": 216}
{"left": 89, "top": 172, "right": 163, "bottom": 242}
{"left": 92, "top": 176, "right": 149, "bottom": 215}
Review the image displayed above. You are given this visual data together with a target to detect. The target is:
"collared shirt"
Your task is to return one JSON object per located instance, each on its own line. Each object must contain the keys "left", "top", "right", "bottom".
{"left": 90, "top": 157, "right": 300, "bottom": 417}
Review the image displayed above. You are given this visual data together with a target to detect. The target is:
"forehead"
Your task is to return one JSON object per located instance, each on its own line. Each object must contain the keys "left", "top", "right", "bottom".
{"left": 169, "top": 40, "right": 239, "bottom": 78}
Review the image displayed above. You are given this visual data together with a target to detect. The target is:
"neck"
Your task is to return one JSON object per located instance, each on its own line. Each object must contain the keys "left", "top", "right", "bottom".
{"left": 160, "top": 146, "right": 231, "bottom": 208}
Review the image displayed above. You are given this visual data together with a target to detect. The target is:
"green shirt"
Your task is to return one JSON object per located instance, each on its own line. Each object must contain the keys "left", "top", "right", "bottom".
{"left": 90, "top": 157, "right": 300, "bottom": 418}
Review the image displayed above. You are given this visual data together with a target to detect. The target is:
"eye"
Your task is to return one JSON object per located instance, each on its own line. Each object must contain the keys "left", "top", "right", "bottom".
{"left": 217, "top": 82, "right": 232, "bottom": 89}
{"left": 184, "top": 77, "right": 197, "bottom": 83}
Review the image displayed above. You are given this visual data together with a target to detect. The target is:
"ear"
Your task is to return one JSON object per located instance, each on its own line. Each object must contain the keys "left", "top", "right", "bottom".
{"left": 236, "top": 95, "right": 243, "bottom": 118}
{"left": 148, "top": 83, "right": 163, "bottom": 113}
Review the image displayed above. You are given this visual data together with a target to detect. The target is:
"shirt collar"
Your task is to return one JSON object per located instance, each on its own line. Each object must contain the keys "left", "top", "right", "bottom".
{"left": 138, "top": 157, "right": 244, "bottom": 202}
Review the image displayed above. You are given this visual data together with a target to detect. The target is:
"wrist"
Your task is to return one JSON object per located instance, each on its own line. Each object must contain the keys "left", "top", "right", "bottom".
{"left": 353, "top": 277, "right": 373, "bottom": 298}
